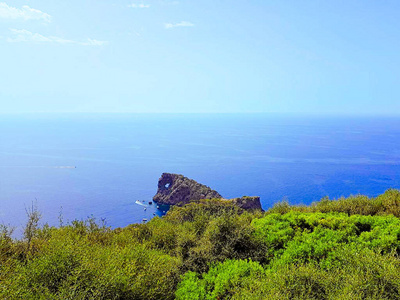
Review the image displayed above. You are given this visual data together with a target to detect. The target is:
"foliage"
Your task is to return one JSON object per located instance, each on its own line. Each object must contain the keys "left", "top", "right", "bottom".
{"left": 252, "top": 211, "right": 400, "bottom": 267}
{"left": 177, "top": 248, "right": 400, "bottom": 299}
{"left": 2, "top": 191, "right": 400, "bottom": 299}
{"left": 268, "top": 189, "right": 400, "bottom": 217}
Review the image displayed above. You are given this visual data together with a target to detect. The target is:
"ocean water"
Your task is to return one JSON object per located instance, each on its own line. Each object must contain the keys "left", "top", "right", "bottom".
{"left": 1, "top": 114, "right": 400, "bottom": 234}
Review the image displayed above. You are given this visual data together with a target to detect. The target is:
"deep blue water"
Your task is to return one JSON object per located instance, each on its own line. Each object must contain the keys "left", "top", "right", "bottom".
{"left": 1, "top": 114, "right": 400, "bottom": 234}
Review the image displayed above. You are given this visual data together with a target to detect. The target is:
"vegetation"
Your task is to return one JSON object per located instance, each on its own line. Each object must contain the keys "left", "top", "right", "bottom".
{"left": 2, "top": 190, "right": 400, "bottom": 299}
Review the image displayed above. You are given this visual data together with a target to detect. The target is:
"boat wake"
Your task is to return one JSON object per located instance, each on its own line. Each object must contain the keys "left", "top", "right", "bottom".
{"left": 135, "top": 200, "right": 148, "bottom": 207}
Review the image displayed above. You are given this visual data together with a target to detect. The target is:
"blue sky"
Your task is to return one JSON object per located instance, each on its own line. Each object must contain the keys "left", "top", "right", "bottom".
{"left": 1, "top": 0, "right": 400, "bottom": 114}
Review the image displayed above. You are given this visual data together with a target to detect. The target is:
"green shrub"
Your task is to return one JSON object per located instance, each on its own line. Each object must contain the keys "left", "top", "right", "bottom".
{"left": 180, "top": 212, "right": 266, "bottom": 273}
{"left": 268, "top": 189, "right": 400, "bottom": 217}
{"left": 176, "top": 259, "right": 265, "bottom": 300}
{"left": 178, "top": 249, "right": 400, "bottom": 300}
{"left": 253, "top": 211, "right": 400, "bottom": 267}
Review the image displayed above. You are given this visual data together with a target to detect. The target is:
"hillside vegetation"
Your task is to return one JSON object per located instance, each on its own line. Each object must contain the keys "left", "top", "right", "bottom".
{"left": 2, "top": 190, "right": 400, "bottom": 299}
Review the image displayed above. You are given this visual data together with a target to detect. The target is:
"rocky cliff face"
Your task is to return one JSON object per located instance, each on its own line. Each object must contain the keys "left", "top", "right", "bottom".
{"left": 153, "top": 173, "right": 262, "bottom": 210}
{"left": 153, "top": 173, "right": 222, "bottom": 205}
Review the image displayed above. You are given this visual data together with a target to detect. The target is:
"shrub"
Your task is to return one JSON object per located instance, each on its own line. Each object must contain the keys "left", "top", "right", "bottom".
{"left": 176, "top": 259, "right": 265, "bottom": 300}
{"left": 253, "top": 212, "right": 400, "bottom": 267}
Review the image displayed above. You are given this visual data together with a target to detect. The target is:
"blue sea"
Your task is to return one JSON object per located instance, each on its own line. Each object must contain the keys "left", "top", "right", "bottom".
{"left": 1, "top": 114, "right": 400, "bottom": 234}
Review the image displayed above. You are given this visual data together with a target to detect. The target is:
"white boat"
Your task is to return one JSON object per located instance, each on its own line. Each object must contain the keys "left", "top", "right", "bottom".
{"left": 135, "top": 200, "right": 148, "bottom": 207}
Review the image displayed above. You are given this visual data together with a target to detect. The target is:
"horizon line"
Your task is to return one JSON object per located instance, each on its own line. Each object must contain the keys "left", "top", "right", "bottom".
{"left": 1, "top": 111, "right": 400, "bottom": 117}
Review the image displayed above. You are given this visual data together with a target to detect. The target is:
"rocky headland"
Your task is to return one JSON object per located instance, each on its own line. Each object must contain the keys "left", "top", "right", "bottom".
{"left": 153, "top": 173, "right": 262, "bottom": 210}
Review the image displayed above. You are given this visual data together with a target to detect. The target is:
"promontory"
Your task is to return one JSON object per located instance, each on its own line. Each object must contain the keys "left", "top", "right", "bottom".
{"left": 153, "top": 173, "right": 262, "bottom": 210}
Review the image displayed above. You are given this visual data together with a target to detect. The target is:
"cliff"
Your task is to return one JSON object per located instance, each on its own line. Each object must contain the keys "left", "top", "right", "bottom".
{"left": 153, "top": 173, "right": 222, "bottom": 205}
{"left": 153, "top": 173, "right": 262, "bottom": 210}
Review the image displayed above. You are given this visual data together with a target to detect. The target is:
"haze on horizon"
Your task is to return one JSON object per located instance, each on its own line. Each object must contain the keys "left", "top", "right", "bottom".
{"left": 1, "top": 1, "right": 400, "bottom": 115}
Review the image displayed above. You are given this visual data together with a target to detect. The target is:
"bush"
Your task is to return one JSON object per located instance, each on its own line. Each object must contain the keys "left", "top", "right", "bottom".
{"left": 268, "top": 189, "right": 400, "bottom": 217}
{"left": 252, "top": 211, "right": 400, "bottom": 267}
{"left": 177, "top": 249, "right": 400, "bottom": 300}
{"left": 176, "top": 259, "right": 265, "bottom": 300}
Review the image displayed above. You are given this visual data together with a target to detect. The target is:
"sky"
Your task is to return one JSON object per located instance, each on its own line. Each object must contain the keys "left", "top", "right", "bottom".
{"left": 0, "top": 0, "right": 400, "bottom": 114}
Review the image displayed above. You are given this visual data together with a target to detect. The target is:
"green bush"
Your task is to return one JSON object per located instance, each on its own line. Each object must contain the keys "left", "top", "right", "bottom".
{"left": 252, "top": 211, "right": 400, "bottom": 267}
{"left": 177, "top": 249, "right": 400, "bottom": 300}
{"left": 176, "top": 259, "right": 265, "bottom": 300}
{"left": 269, "top": 189, "right": 400, "bottom": 217}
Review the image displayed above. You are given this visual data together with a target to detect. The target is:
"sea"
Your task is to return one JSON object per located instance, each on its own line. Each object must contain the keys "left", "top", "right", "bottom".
{"left": 1, "top": 114, "right": 400, "bottom": 235}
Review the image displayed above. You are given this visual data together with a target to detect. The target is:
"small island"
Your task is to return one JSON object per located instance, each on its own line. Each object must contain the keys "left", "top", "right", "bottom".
{"left": 153, "top": 172, "right": 263, "bottom": 210}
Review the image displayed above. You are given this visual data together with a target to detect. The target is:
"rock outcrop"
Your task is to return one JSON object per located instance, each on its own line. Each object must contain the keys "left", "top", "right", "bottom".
{"left": 153, "top": 173, "right": 262, "bottom": 210}
{"left": 153, "top": 173, "right": 222, "bottom": 205}
{"left": 228, "top": 196, "right": 262, "bottom": 210}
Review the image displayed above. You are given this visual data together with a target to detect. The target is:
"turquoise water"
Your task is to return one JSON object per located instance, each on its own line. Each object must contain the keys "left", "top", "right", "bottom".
{"left": 1, "top": 114, "right": 400, "bottom": 233}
